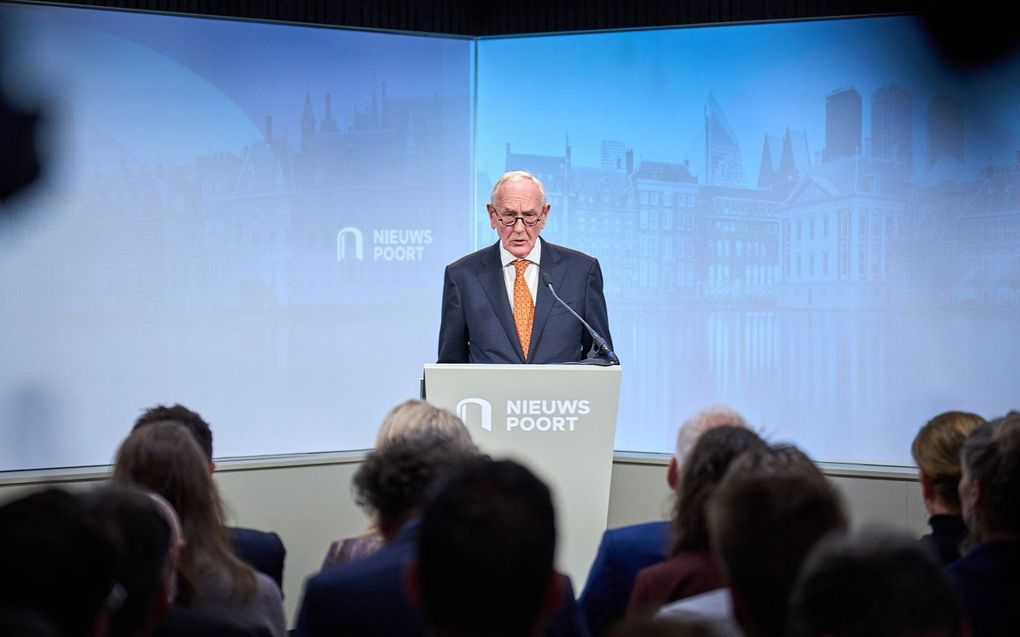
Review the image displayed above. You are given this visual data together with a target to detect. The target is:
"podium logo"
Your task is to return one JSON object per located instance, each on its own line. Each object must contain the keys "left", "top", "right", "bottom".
{"left": 456, "top": 398, "right": 493, "bottom": 432}
{"left": 456, "top": 397, "right": 590, "bottom": 433}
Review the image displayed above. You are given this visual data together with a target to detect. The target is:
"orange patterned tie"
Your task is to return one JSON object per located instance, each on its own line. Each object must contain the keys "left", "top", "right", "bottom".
{"left": 512, "top": 259, "right": 534, "bottom": 360}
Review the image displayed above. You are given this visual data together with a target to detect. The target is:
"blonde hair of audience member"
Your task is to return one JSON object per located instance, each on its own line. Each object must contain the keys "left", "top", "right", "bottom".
{"left": 375, "top": 399, "right": 473, "bottom": 449}
{"left": 113, "top": 422, "right": 257, "bottom": 605}
{"left": 959, "top": 412, "right": 1020, "bottom": 541}
{"left": 912, "top": 411, "right": 984, "bottom": 515}
{"left": 667, "top": 406, "right": 749, "bottom": 491}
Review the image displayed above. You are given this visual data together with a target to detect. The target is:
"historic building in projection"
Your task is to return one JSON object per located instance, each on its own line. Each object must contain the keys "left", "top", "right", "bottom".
{"left": 777, "top": 156, "right": 906, "bottom": 309}
{"left": 695, "top": 185, "right": 784, "bottom": 301}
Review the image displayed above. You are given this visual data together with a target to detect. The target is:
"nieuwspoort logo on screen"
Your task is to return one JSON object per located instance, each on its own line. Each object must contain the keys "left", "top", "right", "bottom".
{"left": 337, "top": 227, "right": 432, "bottom": 262}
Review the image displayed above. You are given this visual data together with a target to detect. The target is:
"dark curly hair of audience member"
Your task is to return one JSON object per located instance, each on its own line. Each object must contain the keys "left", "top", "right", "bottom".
{"left": 353, "top": 428, "right": 478, "bottom": 538}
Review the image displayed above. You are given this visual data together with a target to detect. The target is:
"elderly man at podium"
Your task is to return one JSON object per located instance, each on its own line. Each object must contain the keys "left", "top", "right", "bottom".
{"left": 438, "top": 170, "right": 615, "bottom": 365}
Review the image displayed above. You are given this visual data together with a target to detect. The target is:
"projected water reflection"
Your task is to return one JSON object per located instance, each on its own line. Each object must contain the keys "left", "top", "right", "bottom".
{"left": 613, "top": 308, "right": 1018, "bottom": 464}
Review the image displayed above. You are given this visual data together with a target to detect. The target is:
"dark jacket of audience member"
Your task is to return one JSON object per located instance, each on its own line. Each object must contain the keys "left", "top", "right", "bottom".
{"left": 133, "top": 403, "right": 286, "bottom": 588}
{"left": 792, "top": 527, "right": 963, "bottom": 637}
{"left": 0, "top": 488, "right": 118, "bottom": 637}
{"left": 578, "top": 522, "right": 668, "bottom": 633}
{"left": 628, "top": 427, "right": 766, "bottom": 616}
{"left": 912, "top": 410, "right": 984, "bottom": 565}
{"left": 414, "top": 458, "right": 561, "bottom": 637}
{"left": 946, "top": 412, "right": 1020, "bottom": 637}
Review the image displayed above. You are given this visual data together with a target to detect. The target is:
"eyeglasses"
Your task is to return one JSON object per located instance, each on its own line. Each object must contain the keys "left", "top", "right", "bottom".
{"left": 494, "top": 212, "right": 543, "bottom": 227}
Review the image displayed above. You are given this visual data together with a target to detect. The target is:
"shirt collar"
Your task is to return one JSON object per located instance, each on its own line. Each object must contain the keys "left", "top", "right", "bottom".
{"left": 499, "top": 238, "right": 542, "bottom": 268}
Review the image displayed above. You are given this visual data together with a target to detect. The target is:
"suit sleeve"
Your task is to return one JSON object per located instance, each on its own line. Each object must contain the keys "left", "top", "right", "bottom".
{"left": 437, "top": 265, "right": 469, "bottom": 363}
{"left": 584, "top": 258, "right": 614, "bottom": 353}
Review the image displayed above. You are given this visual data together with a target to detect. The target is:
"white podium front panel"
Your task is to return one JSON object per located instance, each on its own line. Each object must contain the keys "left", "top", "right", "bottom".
{"left": 423, "top": 363, "right": 621, "bottom": 588}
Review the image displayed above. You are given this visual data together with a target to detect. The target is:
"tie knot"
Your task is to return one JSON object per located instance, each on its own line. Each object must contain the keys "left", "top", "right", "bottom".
{"left": 513, "top": 259, "right": 530, "bottom": 275}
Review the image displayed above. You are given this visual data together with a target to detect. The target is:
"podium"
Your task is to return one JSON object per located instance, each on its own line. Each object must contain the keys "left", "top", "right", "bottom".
{"left": 422, "top": 363, "right": 622, "bottom": 588}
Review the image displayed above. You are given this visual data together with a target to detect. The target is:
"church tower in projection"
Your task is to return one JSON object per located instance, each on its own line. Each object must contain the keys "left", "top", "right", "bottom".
{"left": 704, "top": 93, "right": 745, "bottom": 186}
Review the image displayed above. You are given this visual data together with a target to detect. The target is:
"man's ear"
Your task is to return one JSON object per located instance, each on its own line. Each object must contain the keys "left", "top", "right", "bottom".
{"left": 404, "top": 560, "right": 422, "bottom": 606}
{"left": 667, "top": 457, "right": 679, "bottom": 490}
{"left": 487, "top": 204, "right": 498, "bottom": 229}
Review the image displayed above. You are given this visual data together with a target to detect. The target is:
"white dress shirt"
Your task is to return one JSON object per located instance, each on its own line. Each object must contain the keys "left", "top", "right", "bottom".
{"left": 499, "top": 240, "right": 541, "bottom": 311}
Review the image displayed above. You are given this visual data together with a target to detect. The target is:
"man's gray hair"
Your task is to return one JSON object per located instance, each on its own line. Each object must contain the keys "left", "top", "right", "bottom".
{"left": 490, "top": 170, "right": 548, "bottom": 207}
{"left": 674, "top": 405, "right": 749, "bottom": 465}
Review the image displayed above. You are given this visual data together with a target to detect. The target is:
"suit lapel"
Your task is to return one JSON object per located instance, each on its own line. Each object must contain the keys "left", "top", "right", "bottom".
{"left": 529, "top": 239, "right": 565, "bottom": 362}
{"left": 476, "top": 242, "right": 526, "bottom": 363}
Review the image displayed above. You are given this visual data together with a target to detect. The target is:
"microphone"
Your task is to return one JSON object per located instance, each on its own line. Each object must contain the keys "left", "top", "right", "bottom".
{"left": 541, "top": 272, "right": 619, "bottom": 366}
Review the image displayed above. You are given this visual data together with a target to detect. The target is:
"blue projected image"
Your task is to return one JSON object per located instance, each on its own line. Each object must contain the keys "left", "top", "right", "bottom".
{"left": 0, "top": 4, "right": 474, "bottom": 469}
{"left": 476, "top": 16, "right": 1020, "bottom": 464}
{"left": 2, "top": 6, "right": 1018, "bottom": 471}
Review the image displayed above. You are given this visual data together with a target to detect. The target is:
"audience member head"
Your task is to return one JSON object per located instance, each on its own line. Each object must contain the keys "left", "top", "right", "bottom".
{"left": 81, "top": 484, "right": 177, "bottom": 637}
{"left": 113, "top": 422, "right": 255, "bottom": 605}
{"left": 415, "top": 458, "right": 558, "bottom": 637}
{"left": 354, "top": 427, "right": 478, "bottom": 542}
{"left": 958, "top": 411, "right": 1020, "bottom": 540}
{"left": 669, "top": 406, "right": 749, "bottom": 489}
{"left": 132, "top": 404, "right": 214, "bottom": 465}
{"left": 791, "top": 527, "right": 963, "bottom": 637}
{"left": 374, "top": 399, "right": 472, "bottom": 449}
{"left": 911, "top": 411, "right": 984, "bottom": 515}
{"left": 671, "top": 425, "right": 767, "bottom": 555}
{"left": 708, "top": 444, "right": 846, "bottom": 637}
{"left": 0, "top": 488, "right": 118, "bottom": 637}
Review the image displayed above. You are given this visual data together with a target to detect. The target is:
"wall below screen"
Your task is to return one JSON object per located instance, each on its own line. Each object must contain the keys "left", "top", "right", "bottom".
{"left": 0, "top": 454, "right": 927, "bottom": 628}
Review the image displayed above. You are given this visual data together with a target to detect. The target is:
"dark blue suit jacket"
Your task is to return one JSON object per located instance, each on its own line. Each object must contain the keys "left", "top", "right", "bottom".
{"left": 295, "top": 519, "right": 590, "bottom": 637}
{"left": 578, "top": 521, "right": 669, "bottom": 635}
{"left": 438, "top": 239, "right": 613, "bottom": 364}
{"left": 946, "top": 540, "right": 1020, "bottom": 637}
{"left": 229, "top": 527, "right": 286, "bottom": 592}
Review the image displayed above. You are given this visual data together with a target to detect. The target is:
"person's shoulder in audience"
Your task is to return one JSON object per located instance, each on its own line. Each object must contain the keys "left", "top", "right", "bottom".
{"left": 656, "top": 589, "right": 743, "bottom": 637}
{"left": 229, "top": 526, "right": 286, "bottom": 589}
{"left": 579, "top": 520, "right": 669, "bottom": 633}
{"left": 321, "top": 533, "right": 383, "bottom": 570}
{"left": 295, "top": 520, "right": 423, "bottom": 637}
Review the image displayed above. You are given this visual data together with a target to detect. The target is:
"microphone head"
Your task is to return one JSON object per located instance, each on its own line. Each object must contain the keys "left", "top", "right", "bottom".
{"left": 541, "top": 272, "right": 553, "bottom": 286}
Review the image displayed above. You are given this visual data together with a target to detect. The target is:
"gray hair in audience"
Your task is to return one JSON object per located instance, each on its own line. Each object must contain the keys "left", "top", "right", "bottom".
{"left": 674, "top": 406, "right": 749, "bottom": 465}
